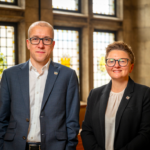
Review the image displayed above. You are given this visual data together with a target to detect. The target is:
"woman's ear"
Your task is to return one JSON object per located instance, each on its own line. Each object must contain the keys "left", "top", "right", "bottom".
{"left": 129, "top": 64, "right": 134, "bottom": 73}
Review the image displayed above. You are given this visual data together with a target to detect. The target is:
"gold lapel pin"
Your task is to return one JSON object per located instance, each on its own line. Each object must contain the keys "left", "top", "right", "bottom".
{"left": 54, "top": 72, "right": 58, "bottom": 75}
{"left": 126, "top": 96, "right": 130, "bottom": 100}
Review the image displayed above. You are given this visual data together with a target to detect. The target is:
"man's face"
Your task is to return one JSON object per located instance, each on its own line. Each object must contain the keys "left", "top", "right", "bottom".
{"left": 26, "top": 25, "right": 55, "bottom": 66}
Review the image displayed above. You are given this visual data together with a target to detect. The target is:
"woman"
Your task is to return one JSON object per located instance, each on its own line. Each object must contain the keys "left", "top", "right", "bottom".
{"left": 81, "top": 41, "right": 150, "bottom": 150}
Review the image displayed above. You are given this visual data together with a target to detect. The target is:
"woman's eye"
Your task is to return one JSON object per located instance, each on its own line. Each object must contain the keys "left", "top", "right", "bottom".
{"left": 120, "top": 60, "right": 125, "bottom": 63}
{"left": 110, "top": 60, "right": 114, "bottom": 63}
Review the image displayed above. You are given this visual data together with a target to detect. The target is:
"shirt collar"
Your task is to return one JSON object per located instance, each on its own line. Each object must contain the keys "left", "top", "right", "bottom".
{"left": 29, "top": 59, "right": 51, "bottom": 72}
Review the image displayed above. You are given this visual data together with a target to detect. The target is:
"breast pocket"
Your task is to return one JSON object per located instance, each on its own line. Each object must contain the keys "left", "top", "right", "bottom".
{"left": 126, "top": 105, "right": 137, "bottom": 110}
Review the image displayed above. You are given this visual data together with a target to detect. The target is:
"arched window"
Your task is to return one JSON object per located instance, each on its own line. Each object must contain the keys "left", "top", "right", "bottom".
{"left": 0, "top": 23, "right": 18, "bottom": 79}
{"left": 93, "top": 0, "right": 116, "bottom": 17}
{"left": 0, "top": 0, "right": 17, "bottom": 5}
{"left": 93, "top": 30, "right": 116, "bottom": 88}
{"left": 52, "top": 0, "right": 81, "bottom": 13}
{"left": 53, "top": 27, "right": 81, "bottom": 82}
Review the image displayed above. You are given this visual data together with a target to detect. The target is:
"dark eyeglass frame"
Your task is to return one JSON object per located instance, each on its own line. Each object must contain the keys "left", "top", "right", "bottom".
{"left": 29, "top": 37, "right": 53, "bottom": 45}
{"left": 106, "top": 58, "right": 130, "bottom": 67}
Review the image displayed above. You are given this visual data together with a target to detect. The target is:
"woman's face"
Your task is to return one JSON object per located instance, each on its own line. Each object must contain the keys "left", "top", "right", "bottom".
{"left": 105, "top": 50, "right": 134, "bottom": 81}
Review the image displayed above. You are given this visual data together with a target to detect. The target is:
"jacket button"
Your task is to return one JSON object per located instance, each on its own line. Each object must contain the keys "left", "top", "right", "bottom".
{"left": 26, "top": 118, "right": 29, "bottom": 122}
{"left": 22, "top": 136, "right": 26, "bottom": 140}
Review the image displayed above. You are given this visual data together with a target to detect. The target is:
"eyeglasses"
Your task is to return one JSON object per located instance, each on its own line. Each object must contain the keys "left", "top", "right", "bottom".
{"left": 106, "top": 58, "right": 129, "bottom": 67}
{"left": 29, "top": 37, "right": 53, "bottom": 45}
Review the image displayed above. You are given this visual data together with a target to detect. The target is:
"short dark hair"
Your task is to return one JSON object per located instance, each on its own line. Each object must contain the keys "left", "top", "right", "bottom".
{"left": 105, "top": 41, "right": 135, "bottom": 64}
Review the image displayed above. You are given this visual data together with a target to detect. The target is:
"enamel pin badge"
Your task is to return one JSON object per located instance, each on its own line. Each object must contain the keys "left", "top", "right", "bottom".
{"left": 54, "top": 72, "right": 58, "bottom": 75}
{"left": 126, "top": 96, "right": 130, "bottom": 100}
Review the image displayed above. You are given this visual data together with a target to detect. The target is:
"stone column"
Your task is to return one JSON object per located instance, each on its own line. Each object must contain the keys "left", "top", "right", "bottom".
{"left": 123, "top": 0, "right": 150, "bottom": 86}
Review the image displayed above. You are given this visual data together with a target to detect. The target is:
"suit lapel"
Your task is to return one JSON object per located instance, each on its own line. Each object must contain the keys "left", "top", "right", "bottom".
{"left": 115, "top": 77, "right": 134, "bottom": 136}
{"left": 18, "top": 61, "right": 30, "bottom": 116}
{"left": 41, "top": 61, "right": 59, "bottom": 111}
{"left": 99, "top": 81, "right": 112, "bottom": 145}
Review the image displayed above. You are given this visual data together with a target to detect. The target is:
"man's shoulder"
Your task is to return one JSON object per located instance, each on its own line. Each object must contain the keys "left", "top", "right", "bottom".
{"left": 4, "top": 61, "right": 28, "bottom": 73}
{"left": 53, "top": 61, "right": 75, "bottom": 72}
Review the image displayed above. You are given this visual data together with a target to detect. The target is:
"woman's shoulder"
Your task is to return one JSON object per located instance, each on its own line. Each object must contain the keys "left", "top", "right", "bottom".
{"left": 93, "top": 84, "right": 107, "bottom": 91}
{"left": 128, "top": 77, "right": 150, "bottom": 93}
{"left": 131, "top": 81, "right": 150, "bottom": 100}
{"left": 90, "top": 84, "right": 109, "bottom": 96}
{"left": 134, "top": 81, "right": 150, "bottom": 91}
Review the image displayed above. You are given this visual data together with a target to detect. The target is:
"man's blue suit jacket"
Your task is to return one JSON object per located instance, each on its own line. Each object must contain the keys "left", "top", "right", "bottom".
{"left": 0, "top": 60, "right": 80, "bottom": 150}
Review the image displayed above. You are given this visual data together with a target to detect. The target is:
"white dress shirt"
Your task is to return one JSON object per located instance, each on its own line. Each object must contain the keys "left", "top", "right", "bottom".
{"left": 105, "top": 89, "right": 125, "bottom": 150}
{"left": 27, "top": 59, "right": 50, "bottom": 142}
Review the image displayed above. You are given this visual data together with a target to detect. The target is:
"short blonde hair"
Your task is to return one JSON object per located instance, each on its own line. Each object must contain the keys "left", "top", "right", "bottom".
{"left": 28, "top": 21, "right": 54, "bottom": 39}
{"left": 105, "top": 41, "right": 135, "bottom": 64}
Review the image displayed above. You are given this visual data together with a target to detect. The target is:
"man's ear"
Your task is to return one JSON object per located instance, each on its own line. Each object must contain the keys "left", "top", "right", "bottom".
{"left": 51, "top": 41, "right": 55, "bottom": 52}
{"left": 52, "top": 41, "right": 55, "bottom": 49}
{"left": 26, "top": 39, "right": 30, "bottom": 50}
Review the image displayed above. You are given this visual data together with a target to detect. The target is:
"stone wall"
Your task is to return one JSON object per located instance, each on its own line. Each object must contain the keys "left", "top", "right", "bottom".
{"left": 1, "top": 0, "right": 150, "bottom": 100}
{"left": 25, "top": 0, "right": 53, "bottom": 60}
{"left": 123, "top": 0, "right": 150, "bottom": 86}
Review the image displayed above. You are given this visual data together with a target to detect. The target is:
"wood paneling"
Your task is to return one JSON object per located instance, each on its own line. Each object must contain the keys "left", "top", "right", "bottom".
{"left": 77, "top": 134, "right": 84, "bottom": 150}
{"left": 77, "top": 104, "right": 87, "bottom": 150}
{"left": 79, "top": 104, "right": 86, "bottom": 128}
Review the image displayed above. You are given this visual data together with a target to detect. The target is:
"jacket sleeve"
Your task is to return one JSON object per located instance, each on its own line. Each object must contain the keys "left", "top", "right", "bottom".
{"left": 0, "top": 71, "right": 11, "bottom": 150}
{"left": 117, "top": 87, "right": 150, "bottom": 150}
{"left": 65, "top": 70, "right": 80, "bottom": 150}
{"left": 81, "top": 90, "right": 103, "bottom": 150}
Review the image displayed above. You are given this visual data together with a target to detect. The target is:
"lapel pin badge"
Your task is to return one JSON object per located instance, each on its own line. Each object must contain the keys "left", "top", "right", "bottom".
{"left": 126, "top": 96, "right": 130, "bottom": 100}
{"left": 54, "top": 72, "right": 58, "bottom": 75}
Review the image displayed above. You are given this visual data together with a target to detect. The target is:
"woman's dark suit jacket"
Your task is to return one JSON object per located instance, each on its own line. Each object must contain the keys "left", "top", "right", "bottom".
{"left": 81, "top": 77, "right": 150, "bottom": 150}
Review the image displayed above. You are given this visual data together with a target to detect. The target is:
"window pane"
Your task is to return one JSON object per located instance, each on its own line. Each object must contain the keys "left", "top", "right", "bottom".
{"left": 54, "top": 29, "right": 80, "bottom": 81}
{"left": 52, "top": 0, "right": 79, "bottom": 11}
{"left": 93, "top": 0, "right": 115, "bottom": 16}
{"left": 0, "top": 26, "right": 15, "bottom": 79}
{"left": 0, "top": 0, "right": 14, "bottom": 3}
{"left": 93, "top": 31, "right": 115, "bottom": 88}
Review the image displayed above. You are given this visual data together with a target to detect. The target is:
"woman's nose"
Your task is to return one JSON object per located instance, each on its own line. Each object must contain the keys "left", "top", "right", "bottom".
{"left": 114, "top": 60, "right": 120, "bottom": 67}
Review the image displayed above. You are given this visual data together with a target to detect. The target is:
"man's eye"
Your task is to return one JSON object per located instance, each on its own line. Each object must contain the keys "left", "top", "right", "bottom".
{"left": 32, "top": 37, "right": 38, "bottom": 41}
{"left": 44, "top": 38, "right": 50, "bottom": 41}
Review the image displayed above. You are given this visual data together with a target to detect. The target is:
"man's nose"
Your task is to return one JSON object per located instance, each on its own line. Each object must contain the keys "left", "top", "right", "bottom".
{"left": 38, "top": 39, "right": 44, "bottom": 48}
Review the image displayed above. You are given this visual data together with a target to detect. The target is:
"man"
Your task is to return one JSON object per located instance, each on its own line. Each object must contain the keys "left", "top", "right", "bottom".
{"left": 0, "top": 21, "right": 80, "bottom": 150}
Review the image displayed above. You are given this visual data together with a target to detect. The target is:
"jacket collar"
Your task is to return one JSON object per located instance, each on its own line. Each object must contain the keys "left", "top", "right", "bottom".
{"left": 99, "top": 80, "right": 112, "bottom": 146}
{"left": 18, "top": 60, "right": 60, "bottom": 116}
{"left": 41, "top": 60, "right": 59, "bottom": 111}
{"left": 115, "top": 77, "right": 134, "bottom": 136}
{"left": 18, "top": 61, "right": 30, "bottom": 117}
{"left": 99, "top": 77, "right": 134, "bottom": 145}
